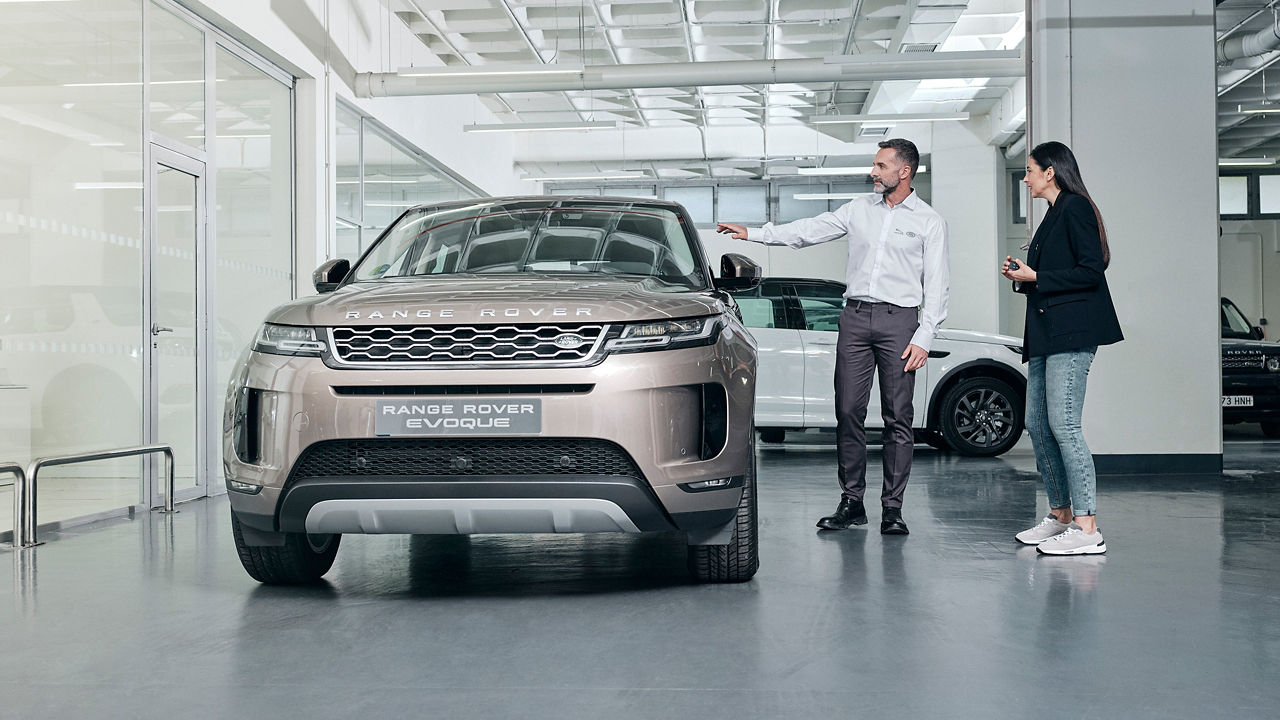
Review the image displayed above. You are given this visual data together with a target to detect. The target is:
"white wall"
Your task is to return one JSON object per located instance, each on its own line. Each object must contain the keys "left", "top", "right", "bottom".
{"left": 931, "top": 117, "right": 1002, "bottom": 334}
{"left": 1031, "top": 0, "right": 1220, "bottom": 461}
{"left": 1219, "top": 219, "right": 1280, "bottom": 335}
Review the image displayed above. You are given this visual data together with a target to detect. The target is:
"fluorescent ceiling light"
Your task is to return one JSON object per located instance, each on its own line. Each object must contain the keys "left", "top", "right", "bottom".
{"left": 1237, "top": 104, "right": 1280, "bottom": 114}
{"left": 74, "top": 182, "right": 143, "bottom": 190}
{"left": 809, "top": 113, "right": 969, "bottom": 124}
{"left": 797, "top": 165, "right": 928, "bottom": 176}
{"left": 1218, "top": 157, "right": 1276, "bottom": 166}
{"left": 88, "top": 141, "right": 124, "bottom": 147}
{"left": 365, "top": 201, "right": 421, "bottom": 207}
{"left": 526, "top": 173, "right": 650, "bottom": 182}
{"left": 336, "top": 179, "right": 419, "bottom": 185}
{"left": 793, "top": 193, "right": 875, "bottom": 201}
{"left": 464, "top": 121, "right": 619, "bottom": 133}
{"left": 824, "top": 49, "right": 1020, "bottom": 64}
{"left": 399, "top": 63, "right": 583, "bottom": 78}
{"left": 63, "top": 79, "right": 206, "bottom": 87}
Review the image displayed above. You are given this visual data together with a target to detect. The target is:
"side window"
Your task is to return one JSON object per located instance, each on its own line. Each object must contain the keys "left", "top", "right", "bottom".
{"left": 794, "top": 283, "right": 844, "bottom": 332}
{"left": 736, "top": 284, "right": 790, "bottom": 330}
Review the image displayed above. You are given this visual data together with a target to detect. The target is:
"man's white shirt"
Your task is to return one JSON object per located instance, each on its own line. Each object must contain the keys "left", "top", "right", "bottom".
{"left": 751, "top": 190, "right": 950, "bottom": 352}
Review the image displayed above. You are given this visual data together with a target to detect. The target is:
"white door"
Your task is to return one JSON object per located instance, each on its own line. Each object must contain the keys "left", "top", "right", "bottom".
{"left": 146, "top": 145, "right": 207, "bottom": 508}
{"left": 737, "top": 285, "right": 805, "bottom": 425}
{"left": 795, "top": 282, "right": 927, "bottom": 430}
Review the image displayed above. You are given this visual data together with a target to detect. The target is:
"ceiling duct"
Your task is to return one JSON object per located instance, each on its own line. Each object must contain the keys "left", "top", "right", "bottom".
{"left": 355, "top": 51, "right": 1023, "bottom": 98}
{"left": 1217, "top": 15, "right": 1280, "bottom": 63}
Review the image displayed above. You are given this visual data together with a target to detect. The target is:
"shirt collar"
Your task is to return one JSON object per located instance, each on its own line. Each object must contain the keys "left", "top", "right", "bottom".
{"left": 873, "top": 189, "right": 919, "bottom": 210}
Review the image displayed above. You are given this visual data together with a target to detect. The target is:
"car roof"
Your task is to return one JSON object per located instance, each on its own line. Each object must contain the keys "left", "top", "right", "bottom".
{"left": 402, "top": 196, "right": 685, "bottom": 215}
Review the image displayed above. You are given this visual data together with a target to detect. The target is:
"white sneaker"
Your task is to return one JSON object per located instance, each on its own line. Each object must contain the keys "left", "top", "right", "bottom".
{"left": 1036, "top": 524, "right": 1106, "bottom": 555}
{"left": 1015, "top": 515, "right": 1071, "bottom": 545}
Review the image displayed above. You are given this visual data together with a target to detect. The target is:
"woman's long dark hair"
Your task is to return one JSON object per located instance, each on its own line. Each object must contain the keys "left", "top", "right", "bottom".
{"left": 1030, "top": 141, "right": 1110, "bottom": 267}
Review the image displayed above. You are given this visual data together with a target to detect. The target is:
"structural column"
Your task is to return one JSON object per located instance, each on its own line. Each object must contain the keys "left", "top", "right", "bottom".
{"left": 1030, "top": 0, "right": 1220, "bottom": 470}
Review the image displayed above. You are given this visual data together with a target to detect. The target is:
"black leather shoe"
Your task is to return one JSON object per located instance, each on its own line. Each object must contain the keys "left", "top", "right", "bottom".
{"left": 817, "top": 498, "right": 868, "bottom": 530}
{"left": 881, "top": 507, "right": 909, "bottom": 535}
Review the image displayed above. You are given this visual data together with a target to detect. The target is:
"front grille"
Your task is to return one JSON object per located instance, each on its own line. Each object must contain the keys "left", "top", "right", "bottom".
{"left": 288, "top": 438, "right": 642, "bottom": 480}
{"left": 328, "top": 323, "right": 607, "bottom": 367}
{"left": 1223, "top": 353, "right": 1265, "bottom": 370}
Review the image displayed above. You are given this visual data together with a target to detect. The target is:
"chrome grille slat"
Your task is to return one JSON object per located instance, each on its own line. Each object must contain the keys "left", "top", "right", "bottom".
{"left": 329, "top": 323, "right": 608, "bottom": 368}
{"left": 1223, "top": 353, "right": 1265, "bottom": 370}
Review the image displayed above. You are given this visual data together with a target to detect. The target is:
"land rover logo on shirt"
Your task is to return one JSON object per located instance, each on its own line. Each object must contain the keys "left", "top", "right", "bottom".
{"left": 553, "top": 333, "right": 586, "bottom": 349}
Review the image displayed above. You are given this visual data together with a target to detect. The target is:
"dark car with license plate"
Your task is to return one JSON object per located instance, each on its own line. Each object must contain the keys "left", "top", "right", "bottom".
{"left": 1221, "top": 297, "right": 1280, "bottom": 437}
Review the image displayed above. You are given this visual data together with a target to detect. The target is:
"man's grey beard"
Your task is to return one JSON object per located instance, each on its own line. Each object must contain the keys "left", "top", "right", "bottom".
{"left": 876, "top": 176, "right": 900, "bottom": 196}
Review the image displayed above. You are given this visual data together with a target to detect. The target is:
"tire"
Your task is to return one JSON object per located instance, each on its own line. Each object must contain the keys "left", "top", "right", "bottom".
{"left": 1262, "top": 422, "right": 1280, "bottom": 439}
{"left": 687, "top": 441, "right": 759, "bottom": 583}
{"left": 231, "top": 513, "right": 340, "bottom": 584}
{"left": 758, "top": 427, "right": 786, "bottom": 444}
{"left": 937, "top": 376, "right": 1024, "bottom": 457}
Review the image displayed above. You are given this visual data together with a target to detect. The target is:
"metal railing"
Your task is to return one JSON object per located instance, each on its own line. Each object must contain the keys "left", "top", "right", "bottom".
{"left": 10, "top": 444, "right": 174, "bottom": 548}
{"left": 2, "top": 462, "right": 25, "bottom": 548}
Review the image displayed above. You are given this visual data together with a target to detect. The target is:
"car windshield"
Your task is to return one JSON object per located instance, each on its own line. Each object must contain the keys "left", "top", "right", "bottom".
{"left": 351, "top": 200, "right": 707, "bottom": 288}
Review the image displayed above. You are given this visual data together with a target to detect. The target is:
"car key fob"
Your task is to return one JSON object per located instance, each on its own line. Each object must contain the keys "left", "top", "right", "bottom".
{"left": 1007, "top": 259, "right": 1020, "bottom": 271}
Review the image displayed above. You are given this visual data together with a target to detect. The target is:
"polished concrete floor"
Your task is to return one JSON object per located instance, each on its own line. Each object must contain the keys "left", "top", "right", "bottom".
{"left": 2, "top": 436, "right": 1279, "bottom": 719}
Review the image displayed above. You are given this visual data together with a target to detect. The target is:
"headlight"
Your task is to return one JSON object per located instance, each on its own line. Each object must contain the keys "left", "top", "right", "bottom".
{"left": 1268, "top": 356, "right": 1280, "bottom": 372}
{"left": 606, "top": 315, "right": 723, "bottom": 353}
{"left": 253, "top": 323, "right": 326, "bottom": 357}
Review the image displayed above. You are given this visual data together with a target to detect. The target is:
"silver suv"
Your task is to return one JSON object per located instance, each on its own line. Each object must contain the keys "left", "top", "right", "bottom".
{"left": 223, "top": 197, "right": 761, "bottom": 584}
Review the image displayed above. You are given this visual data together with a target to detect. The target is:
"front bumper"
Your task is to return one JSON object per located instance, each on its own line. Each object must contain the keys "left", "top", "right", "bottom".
{"left": 223, "top": 333, "right": 756, "bottom": 534}
{"left": 1223, "top": 374, "right": 1280, "bottom": 423}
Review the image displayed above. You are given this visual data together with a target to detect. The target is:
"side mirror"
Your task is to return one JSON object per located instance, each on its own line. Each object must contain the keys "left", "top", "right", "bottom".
{"left": 313, "top": 258, "right": 350, "bottom": 294}
{"left": 714, "top": 253, "right": 762, "bottom": 291}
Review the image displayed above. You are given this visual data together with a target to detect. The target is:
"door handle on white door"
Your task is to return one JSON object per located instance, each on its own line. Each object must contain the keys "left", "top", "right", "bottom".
{"left": 151, "top": 324, "right": 174, "bottom": 335}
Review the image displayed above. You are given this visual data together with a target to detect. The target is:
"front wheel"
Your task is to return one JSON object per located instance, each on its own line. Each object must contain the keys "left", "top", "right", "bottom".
{"left": 231, "top": 513, "right": 340, "bottom": 584}
{"left": 687, "top": 443, "right": 759, "bottom": 583}
{"left": 937, "top": 376, "right": 1024, "bottom": 457}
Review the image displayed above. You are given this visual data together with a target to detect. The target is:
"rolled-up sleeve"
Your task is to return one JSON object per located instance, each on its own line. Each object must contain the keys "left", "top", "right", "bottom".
{"left": 910, "top": 217, "right": 949, "bottom": 352}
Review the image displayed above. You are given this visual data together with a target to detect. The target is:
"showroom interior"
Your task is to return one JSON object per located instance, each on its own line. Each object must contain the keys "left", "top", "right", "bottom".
{"left": 0, "top": 1, "right": 1277, "bottom": 718}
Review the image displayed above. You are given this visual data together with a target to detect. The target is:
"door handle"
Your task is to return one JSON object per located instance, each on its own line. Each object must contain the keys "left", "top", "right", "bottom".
{"left": 151, "top": 324, "right": 174, "bottom": 335}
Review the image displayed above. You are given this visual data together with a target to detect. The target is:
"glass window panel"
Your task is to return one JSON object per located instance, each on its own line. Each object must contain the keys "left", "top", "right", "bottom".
{"left": 214, "top": 46, "right": 293, "bottom": 405}
{"left": 150, "top": 2, "right": 205, "bottom": 150}
{"left": 663, "top": 186, "right": 712, "bottom": 224}
{"left": 718, "top": 186, "right": 767, "bottom": 225}
{"left": 335, "top": 224, "right": 361, "bottom": 260}
{"left": 1259, "top": 175, "right": 1280, "bottom": 214}
{"left": 778, "top": 184, "right": 830, "bottom": 222}
{"left": 613, "top": 186, "right": 656, "bottom": 200}
{"left": 1219, "top": 175, "right": 1249, "bottom": 215}
{"left": 336, "top": 105, "right": 361, "bottom": 221}
{"left": 0, "top": 0, "right": 147, "bottom": 526}
{"left": 829, "top": 181, "right": 875, "bottom": 212}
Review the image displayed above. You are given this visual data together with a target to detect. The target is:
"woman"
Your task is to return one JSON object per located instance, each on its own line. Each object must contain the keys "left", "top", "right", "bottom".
{"left": 1002, "top": 141, "right": 1123, "bottom": 556}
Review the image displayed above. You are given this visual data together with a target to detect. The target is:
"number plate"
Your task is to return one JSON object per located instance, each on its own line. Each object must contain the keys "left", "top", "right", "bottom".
{"left": 1222, "top": 395, "right": 1254, "bottom": 408}
{"left": 375, "top": 399, "right": 541, "bottom": 435}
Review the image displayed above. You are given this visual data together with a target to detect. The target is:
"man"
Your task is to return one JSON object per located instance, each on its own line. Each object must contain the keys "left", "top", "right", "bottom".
{"left": 716, "top": 138, "right": 949, "bottom": 535}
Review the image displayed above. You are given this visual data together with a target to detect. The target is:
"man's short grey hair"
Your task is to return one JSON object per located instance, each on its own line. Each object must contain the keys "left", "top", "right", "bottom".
{"left": 878, "top": 138, "right": 920, "bottom": 179}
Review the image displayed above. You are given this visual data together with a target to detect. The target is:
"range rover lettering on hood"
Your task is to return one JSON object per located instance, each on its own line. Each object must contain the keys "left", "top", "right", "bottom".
{"left": 343, "top": 307, "right": 593, "bottom": 320}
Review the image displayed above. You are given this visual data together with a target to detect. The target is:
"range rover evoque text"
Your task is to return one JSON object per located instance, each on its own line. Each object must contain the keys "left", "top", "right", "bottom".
{"left": 223, "top": 197, "right": 762, "bottom": 584}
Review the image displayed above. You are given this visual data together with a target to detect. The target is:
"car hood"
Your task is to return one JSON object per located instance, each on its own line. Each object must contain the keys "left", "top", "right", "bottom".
{"left": 1222, "top": 337, "right": 1280, "bottom": 352}
{"left": 936, "top": 328, "right": 1023, "bottom": 346}
{"left": 266, "top": 275, "right": 725, "bottom": 326}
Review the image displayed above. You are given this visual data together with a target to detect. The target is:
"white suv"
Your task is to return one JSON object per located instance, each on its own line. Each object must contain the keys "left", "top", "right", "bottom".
{"left": 739, "top": 278, "right": 1027, "bottom": 456}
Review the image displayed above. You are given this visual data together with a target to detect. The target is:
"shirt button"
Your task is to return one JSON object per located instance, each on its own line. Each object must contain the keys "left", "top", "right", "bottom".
{"left": 1038, "top": 309, "right": 1045, "bottom": 314}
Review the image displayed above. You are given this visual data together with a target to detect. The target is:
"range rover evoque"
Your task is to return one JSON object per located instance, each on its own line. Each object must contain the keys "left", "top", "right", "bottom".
{"left": 223, "top": 197, "right": 762, "bottom": 584}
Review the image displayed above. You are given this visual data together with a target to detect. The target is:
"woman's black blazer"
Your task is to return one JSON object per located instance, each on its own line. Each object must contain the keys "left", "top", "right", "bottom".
{"left": 1015, "top": 191, "right": 1123, "bottom": 361}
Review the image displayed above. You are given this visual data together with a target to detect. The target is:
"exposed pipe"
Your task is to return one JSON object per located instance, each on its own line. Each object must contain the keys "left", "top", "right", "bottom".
{"left": 356, "top": 52, "right": 1023, "bottom": 98}
{"left": 1005, "top": 135, "right": 1027, "bottom": 160}
{"left": 1217, "top": 12, "right": 1280, "bottom": 63}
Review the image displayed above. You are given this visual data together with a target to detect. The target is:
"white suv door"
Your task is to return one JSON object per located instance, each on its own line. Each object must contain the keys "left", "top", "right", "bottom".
{"left": 793, "top": 281, "right": 927, "bottom": 430}
{"left": 737, "top": 282, "right": 804, "bottom": 426}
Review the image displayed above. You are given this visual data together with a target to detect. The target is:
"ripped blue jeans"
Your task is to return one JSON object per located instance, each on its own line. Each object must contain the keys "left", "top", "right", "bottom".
{"left": 1025, "top": 348, "right": 1098, "bottom": 516}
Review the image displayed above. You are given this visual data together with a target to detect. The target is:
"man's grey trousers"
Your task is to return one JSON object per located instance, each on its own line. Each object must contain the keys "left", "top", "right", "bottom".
{"left": 834, "top": 300, "right": 919, "bottom": 509}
